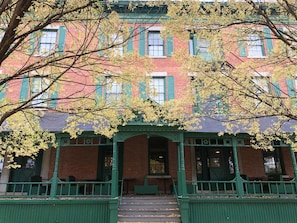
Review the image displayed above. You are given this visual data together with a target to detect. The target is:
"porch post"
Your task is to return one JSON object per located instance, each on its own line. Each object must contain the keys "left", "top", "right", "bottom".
{"left": 232, "top": 137, "right": 243, "bottom": 198}
{"left": 111, "top": 135, "right": 118, "bottom": 198}
{"left": 177, "top": 133, "right": 187, "bottom": 197}
{"left": 49, "top": 135, "right": 62, "bottom": 199}
{"left": 289, "top": 144, "right": 297, "bottom": 189}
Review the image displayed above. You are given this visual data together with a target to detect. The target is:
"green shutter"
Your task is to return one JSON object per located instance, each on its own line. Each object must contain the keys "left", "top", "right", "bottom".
{"left": 0, "top": 83, "right": 6, "bottom": 101}
{"left": 286, "top": 78, "right": 296, "bottom": 97}
{"left": 98, "top": 33, "right": 105, "bottom": 56}
{"left": 20, "top": 76, "right": 29, "bottom": 101}
{"left": 126, "top": 27, "right": 133, "bottom": 52}
{"left": 29, "top": 33, "right": 37, "bottom": 55}
{"left": 272, "top": 82, "right": 281, "bottom": 97}
{"left": 167, "top": 76, "right": 174, "bottom": 100}
{"left": 49, "top": 85, "right": 58, "bottom": 108}
{"left": 95, "top": 84, "right": 103, "bottom": 103}
{"left": 138, "top": 27, "right": 146, "bottom": 56}
{"left": 139, "top": 82, "right": 146, "bottom": 100}
{"left": 193, "top": 36, "right": 198, "bottom": 55}
{"left": 58, "top": 26, "right": 66, "bottom": 55}
{"left": 166, "top": 36, "right": 173, "bottom": 57}
{"left": 238, "top": 29, "right": 247, "bottom": 57}
{"left": 264, "top": 28, "right": 273, "bottom": 55}
{"left": 125, "top": 83, "right": 132, "bottom": 98}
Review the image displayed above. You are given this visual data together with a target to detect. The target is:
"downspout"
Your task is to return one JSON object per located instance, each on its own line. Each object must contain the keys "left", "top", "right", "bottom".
{"left": 49, "top": 134, "right": 61, "bottom": 199}
{"left": 232, "top": 137, "right": 243, "bottom": 198}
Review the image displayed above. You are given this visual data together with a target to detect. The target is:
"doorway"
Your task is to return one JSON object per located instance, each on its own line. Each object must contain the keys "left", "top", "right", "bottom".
{"left": 196, "top": 147, "right": 234, "bottom": 181}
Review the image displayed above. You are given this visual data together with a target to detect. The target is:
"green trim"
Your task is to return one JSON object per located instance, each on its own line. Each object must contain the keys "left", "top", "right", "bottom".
{"left": 98, "top": 33, "right": 105, "bottom": 56}
{"left": 95, "top": 83, "right": 103, "bottom": 103}
{"left": 58, "top": 26, "right": 66, "bottom": 55}
{"left": 272, "top": 82, "right": 281, "bottom": 97}
{"left": 125, "top": 83, "right": 132, "bottom": 98}
{"left": 29, "top": 33, "right": 37, "bottom": 55}
{"left": 286, "top": 78, "right": 296, "bottom": 97}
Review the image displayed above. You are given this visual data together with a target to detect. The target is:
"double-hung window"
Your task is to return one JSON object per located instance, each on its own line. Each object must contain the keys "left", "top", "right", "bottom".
{"left": 148, "top": 31, "right": 164, "bottom": 57}
{"left": 105, "top": 78, "right": 123, "bottom": 103}
{"left": 38, "top": 30, "right": 58, "bottom": 55}
{"left": 149, "top": 77, "right": 165, "bottom": 104}
{"left": 31, "top": 77, "right": 50, "bottom": 107}
{"left": 263, "top": 148, "right": 283, "bottom": 175}
{"left": 189, "top": 35, "right": 213, "bottom": 60}
{"left": 247, "top": 34, "right": 265, "bottom": 58}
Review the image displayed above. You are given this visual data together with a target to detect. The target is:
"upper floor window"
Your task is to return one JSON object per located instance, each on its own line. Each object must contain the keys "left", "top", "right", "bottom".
{"left": 105, "top": 78, "right": 123, "bottom": 103}
{"left": 38, "top": 30, "right": 58, "bottom": 55}
{"left": 139, "top": 75, "right": 174, "bottom": 104}
{"left": 148, "top": 31, "right": 164, "bottom": 57}
{"left": 31, "top": 77, "right": 50, "bottom": 107}
{"left": 149, "top": 77, "right": 165, "bottom": 104}
{"left": 247, "top": 34, "right": 265, "bottom": 58}
{"left": 138, "top": 27, "right": 173, "bottom": 57}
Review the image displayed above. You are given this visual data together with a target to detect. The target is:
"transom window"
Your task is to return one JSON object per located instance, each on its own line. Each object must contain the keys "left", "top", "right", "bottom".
{"left": 148, "top": 31, "right": 164, "bottom": 57}
{"left": 247, "top": 34, "right": 265, "bottom": 58}
{"left": 149, "top": 77, "right": 165, "bottom": 104}
{"left": 39, "top": 30, "right": 58, "bottom": 55}
{"left": 105, "top": 78, "right": 122, "bottom": 102}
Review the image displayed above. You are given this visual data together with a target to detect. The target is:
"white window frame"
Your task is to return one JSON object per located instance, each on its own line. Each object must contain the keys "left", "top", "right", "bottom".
{"left": 105, "top": 77, "right": 123, "bottom": 103}
{"left": 247, "top": 33, "right": 265, "bottom": 58}
{"left": 31, "top": 76, "right": 50, "bottom": 108}
{"left": 38, "top": 29, "right": 58, "bottom": 56}
{"left": 149, "top": 76, "right": 166, "bottom": 104}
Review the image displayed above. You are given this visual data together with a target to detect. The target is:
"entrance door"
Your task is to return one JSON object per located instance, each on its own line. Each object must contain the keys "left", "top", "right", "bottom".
{"left": 97, "top": 144, "right": 123, "bottom": 181}
{"left": 196, "top": 147, "right": 234, "bottom": 181}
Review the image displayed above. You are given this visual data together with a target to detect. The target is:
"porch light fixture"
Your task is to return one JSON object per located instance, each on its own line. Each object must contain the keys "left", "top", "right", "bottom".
{"left": 215, "top": 150, "right": 221, "bottom": 154}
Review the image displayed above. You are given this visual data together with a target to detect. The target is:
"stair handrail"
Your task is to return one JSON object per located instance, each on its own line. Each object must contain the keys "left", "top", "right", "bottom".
{"left": 171, "top": 178, "right": 180, "bottom": 205}
{"left": 119, "top": 178, "right": 124, "bottom": 205}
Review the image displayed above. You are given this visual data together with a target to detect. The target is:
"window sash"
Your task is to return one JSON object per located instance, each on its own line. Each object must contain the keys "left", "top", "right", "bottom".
{"left": 31, "top": 78, "right": 49, "bottom": 106}
{"left": 39, "top": 30, "right": 57, "bottom": 55}
{"left": 105, "top": 79, "right": 123, "bottom": 102}
{"left": 247, "top": 34, "right": 265, "bottom": 57}
{"left": 148, "top": 31, "right": 164, "bottom": 57}
{"left": 149, "top": 77, "right": 165, "bottom": 104}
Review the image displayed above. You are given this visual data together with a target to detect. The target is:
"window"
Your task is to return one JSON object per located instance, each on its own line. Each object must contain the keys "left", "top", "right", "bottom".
{"left": 38, "top": 30, "right": 58, "bottom": 55}
{"left": 149, "top": 137, "right": 168, "bottom": 175}
{"left": 149, "top": 77, "right": 165, "bottom": 104}
{"left": 263, "top": 148, "right": 283, "bottom": 175}
{"left": 252, "top": 76, "right": 270, "bottom": 95}
{"left": 31, "top": 77, "right": 50, "bottom": 107}
{"left": 107, "top": 33, "right": 124, "bottom": 56}
{"left": 189, "top": 34, "right": 215, "bottom": 60}
{"left": 148, "top": 31, "right": 164, "bottom": 57}
{"left": 247, "top": 34, "right": 265, "bottom": 58}
{"left": 105, "top": 78, "right": 123, "bottom": 103}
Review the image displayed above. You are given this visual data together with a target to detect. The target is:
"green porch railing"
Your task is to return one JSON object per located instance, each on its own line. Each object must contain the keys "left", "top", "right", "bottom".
{"left": 186, "top": 179, "right": 297, "bottom": 198}
{"left": 0, "top": 181, "right": 112, "bottom": 198}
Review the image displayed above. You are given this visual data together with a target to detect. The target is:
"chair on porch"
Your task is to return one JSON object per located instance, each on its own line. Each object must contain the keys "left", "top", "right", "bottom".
{"left": 134, "top": 176, "right": 158, "bottom": 195}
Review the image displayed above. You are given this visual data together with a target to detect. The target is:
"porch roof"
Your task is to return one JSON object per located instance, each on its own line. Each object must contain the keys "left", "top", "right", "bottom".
{"left": 38, "top": 113, "right": 297, "bottom": 134}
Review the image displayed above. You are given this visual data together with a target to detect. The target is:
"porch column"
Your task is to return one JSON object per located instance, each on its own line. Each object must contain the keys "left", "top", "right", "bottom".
{"left": 111, "top": 135, "right": 118, "bottom": 198}
{"left": 0, "top": 155, "right": 10, "bottom": 193}
{"left": 177, "top": 133, "right": 187, "bottom": 197}
{"left": 232, "top": 137, "right": 243, "bottom": 198}
{"left": 289, "top": 144, "right": 297, "bottom": 190}
{"left": 49, "top": 135, "right": 62, "bottom": 199}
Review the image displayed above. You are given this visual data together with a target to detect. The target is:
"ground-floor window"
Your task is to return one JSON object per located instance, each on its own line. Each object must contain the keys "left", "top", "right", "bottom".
{"left": 263, "top": 148, "right": 283, "bottom": 175}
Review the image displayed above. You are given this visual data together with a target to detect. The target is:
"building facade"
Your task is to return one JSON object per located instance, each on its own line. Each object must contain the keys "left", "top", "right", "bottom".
{"left": 1, "top": 2, "right": 297, "bottom": 223}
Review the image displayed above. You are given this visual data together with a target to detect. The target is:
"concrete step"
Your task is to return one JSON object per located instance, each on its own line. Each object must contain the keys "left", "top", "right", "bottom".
{"left": 118, "top": 195, "right": 181, "bottom": 223}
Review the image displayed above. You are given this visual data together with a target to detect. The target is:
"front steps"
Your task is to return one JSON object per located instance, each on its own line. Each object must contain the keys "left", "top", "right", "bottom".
{"left": 118, "top": 195, "right": 181, "bottom": 223}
